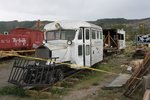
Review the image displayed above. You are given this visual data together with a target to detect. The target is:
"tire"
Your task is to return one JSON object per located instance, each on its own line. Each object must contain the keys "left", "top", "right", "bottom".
{"left": 55, "top": 69, "right": 64, "bottom": 81}
{"left": 46, "top": 71, "right": 55, "bottom": 84}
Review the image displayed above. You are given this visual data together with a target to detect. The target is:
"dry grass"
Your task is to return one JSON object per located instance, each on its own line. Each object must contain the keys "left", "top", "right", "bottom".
{"left": 0, "top": 41, "right": 144, "bottom": 100}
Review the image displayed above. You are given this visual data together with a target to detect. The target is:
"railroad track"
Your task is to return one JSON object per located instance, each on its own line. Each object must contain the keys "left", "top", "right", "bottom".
{"left": 6, "top": 51, "right": 118, "bottom": 92}
{"left": 29, "top": 69, "right": 85, "bottom": 92}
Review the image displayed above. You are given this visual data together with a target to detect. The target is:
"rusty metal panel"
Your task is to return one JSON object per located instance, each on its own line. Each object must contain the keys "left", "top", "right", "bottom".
{"left": 124, "top": 52, "right": 150, "bottom": 97}
{"left": 0, "top": 28, "right": 44, "bottom": 50}
{"left": 10, "top": 28, "right": 44, "bottom": 48}
{"left": 0, "top": 34, "right": 31, "bottom": 50}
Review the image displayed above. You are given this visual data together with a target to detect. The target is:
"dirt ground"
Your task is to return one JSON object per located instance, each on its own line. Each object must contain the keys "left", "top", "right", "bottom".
{"left": 0, "top": 42, "right": 144, "bottom": 100}
{"left": 0, "top": 58, "right": 123, "bottom": 100}
{"left": 0, "top": 59, "right": 35, "bottom": 100}
{"left": 62, "top": 75, "right": 115, "bottom": 100}
{"left": 0, "top": 59, "right": 13, "bottom": 88}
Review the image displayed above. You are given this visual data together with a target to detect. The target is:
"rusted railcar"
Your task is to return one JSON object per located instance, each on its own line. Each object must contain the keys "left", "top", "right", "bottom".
{"left": 10, "top": 28, "right": 44, "bottom": 48}
{"left": 0, "top": 28, "right": 44, "bottom": 50}
{"left": 0, "top": 34, "right": 30, "bottom": 50}
{"left": 103, "top": 29, "right": 126, "bottom": 53}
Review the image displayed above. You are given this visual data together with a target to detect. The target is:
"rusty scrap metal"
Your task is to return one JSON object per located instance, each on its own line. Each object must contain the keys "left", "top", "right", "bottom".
{"left": 124, "top": 52, "right": 150, "bottom": 97}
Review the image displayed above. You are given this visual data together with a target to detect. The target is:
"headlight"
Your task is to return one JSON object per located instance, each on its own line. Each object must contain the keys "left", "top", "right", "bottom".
{"left": 67, "top": 40, "right": 72, "bottom": 45}
{"left": 42, "top": 40, "right": 46, "bottom": 44}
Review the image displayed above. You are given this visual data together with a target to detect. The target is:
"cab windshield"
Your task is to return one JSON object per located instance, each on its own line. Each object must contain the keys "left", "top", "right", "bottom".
{"left": 46, "top": 30, "right": 76, "bottom": 41}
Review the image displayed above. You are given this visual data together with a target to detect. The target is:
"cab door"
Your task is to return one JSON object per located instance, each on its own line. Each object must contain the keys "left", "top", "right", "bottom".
{"left": 75, "top": 27, "right": 91, "bottom": 67}
{"left": 91, "top": 29, "right": 103, "bottom": 65}
{"left": 84, "top": 28, "right": 91, "bottom": 67}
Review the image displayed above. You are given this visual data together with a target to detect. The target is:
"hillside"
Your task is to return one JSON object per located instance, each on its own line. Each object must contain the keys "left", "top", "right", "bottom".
{"left": 0, "top": 20, "right": 50, "bottom": 33}
{"left": 90, "top": 18, "right": 150, "bottom": 40}
{"left": 0, "top": 18, "right": 150, "bottom": 40}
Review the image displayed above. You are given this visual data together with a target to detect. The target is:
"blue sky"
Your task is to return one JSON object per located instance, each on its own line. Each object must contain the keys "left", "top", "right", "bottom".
{"left": 0, "top": 0, "right": 150, "bottom": 21}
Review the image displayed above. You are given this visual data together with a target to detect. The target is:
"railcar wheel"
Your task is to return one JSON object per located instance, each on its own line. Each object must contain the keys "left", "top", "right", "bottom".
{"left": 55, "top": 69, "right": 64, "bottom": 81}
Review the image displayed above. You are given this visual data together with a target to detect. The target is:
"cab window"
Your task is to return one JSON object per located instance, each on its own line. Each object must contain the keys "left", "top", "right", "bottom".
{"left": 92, "top": 30, "right": 96, "bottom": 39}
{"left": 85, "top": 29, "right": 90, "bottom": 40}
{"left": 97, "top": 31, "right": 99, "bottom": 39}
{"left": 78, "top": 29, "right": 83, "bottom": 40}
{"left": 46, "top": 30, "right": 76, "bottom": 40}
{"left": 78, "top": 45, "right": 82, "bottom": 56}
{"left": 99, "top": 31, "right": 102, "bottom": 39}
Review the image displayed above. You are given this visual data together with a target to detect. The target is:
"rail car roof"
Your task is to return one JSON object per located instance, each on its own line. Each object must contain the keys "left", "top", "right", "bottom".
{"left": 44, "top": 20, "right": 102, "bottom": 30}
{"left": 103, "top": 29, "right": 125, "bottom": 35}
{"left": 137, "top": 34, "right": 150, "bottom": 36}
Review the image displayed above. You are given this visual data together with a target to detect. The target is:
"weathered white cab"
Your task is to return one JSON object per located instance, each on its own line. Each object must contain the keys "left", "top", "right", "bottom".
{"left": 43, "top": 21, "right": 103, "bottom": 68}
{"left": 103, "top": 29, "right": 125, "bottom": 52}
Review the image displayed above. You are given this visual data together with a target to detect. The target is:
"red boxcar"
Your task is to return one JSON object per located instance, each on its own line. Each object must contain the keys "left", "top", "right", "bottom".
{"left": 0, "top": 34, "right": 31, "bottom": 50}
{"left": 0, "top": 28, "right": 44, "bottom": 50}
{"left": 10, "top": 28, "right": 44, "bottom": 48}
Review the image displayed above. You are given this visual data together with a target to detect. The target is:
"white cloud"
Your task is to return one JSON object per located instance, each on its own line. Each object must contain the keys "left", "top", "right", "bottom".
{"left": 0, "top": 0, "right": 150, "bottom": 21}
